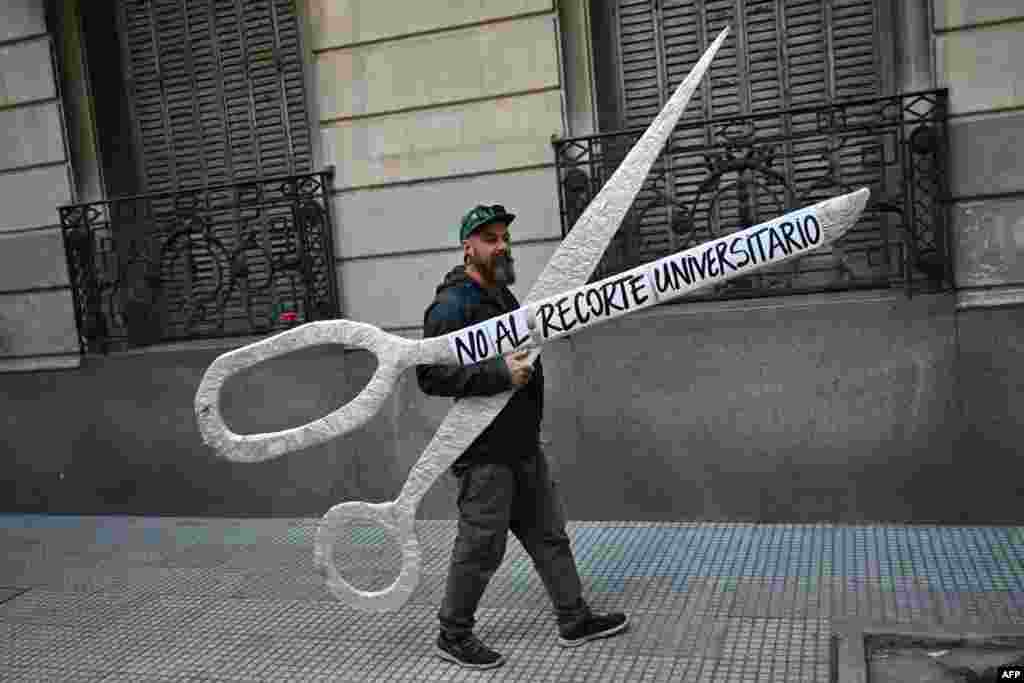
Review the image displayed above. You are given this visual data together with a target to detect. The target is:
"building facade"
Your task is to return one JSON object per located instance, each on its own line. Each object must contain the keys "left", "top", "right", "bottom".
{"left": 1, "top": 0, "right": 1021, "bottom": 523}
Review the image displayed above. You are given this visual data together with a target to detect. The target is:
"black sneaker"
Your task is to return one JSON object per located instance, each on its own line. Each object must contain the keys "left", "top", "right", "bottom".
{"left": 436, "top": 632, "right": 506, "bottom": 670}
{"left": 558, "top": 612, "right": 629, "bottom": 648}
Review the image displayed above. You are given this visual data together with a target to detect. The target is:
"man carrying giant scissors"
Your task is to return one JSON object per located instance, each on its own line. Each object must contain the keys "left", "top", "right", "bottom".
{"left": 417, "top": 204, "right": 629, "bottom": 670}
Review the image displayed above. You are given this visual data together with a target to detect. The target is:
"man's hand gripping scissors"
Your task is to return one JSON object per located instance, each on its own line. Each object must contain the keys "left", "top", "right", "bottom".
{"left": 194, "top": 26, "right": 868, "bottom": 612}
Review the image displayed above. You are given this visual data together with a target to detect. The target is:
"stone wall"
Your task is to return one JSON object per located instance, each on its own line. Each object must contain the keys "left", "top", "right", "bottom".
{"left": 305, "top": 0, "right": 567, "bottom": 335}
{"left": 935, "top": 0, "right": 1024, "bottom": 304}
{"left": 0, "top": 0, "right": 80, "bottom": 372}
{"left": 9, "top": 290, "right": 1020, "bottom": 524}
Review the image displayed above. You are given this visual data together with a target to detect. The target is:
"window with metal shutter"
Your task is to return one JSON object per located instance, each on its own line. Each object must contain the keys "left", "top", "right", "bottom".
{"left": 593, "top": 0, "right": 888, "bottom": 269}
{"left": 117, "top": 0, "right": 313, "bottom": 193}
{"left": 605, "top": 0, "right": 881, "bottom": 130}
{"left": 78, "top": 0, "right": 323, "bottom": 345}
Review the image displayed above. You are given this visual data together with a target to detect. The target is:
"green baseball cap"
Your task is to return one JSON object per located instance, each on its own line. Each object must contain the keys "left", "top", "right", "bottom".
{"left": 459, "top": 204, "right": 516, "bottom": 242}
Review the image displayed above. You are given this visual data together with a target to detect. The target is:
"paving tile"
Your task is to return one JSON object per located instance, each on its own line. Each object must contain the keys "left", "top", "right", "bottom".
{"left": 1, "top": 516, "right": 1023, "bottom": 681}
{"left": 0, "top": 620, "right": 12, "bottom": 659}
{"left": 0, "top": 622, "right": 93, "bottom": 669}
{"left": 203, "top": 633, "right": 377, "bottom": 680}
{"left": 97, "top": 628, "right": 249, "bottom": 678}
{"left": 402, "top": 572, "right": 449, "bottom": 607}
{"left": 215, "top": 546, "right": 313, "bottom": 574}
{"left": 92, "top": 594, "right": 212, "bottom": 634}
{"left": 185, "top": 597, "right": 403, "bottom": 640}
{"left": 224, "top": 570, "right": 334, "bottom": 602}
{"left": 97, "top": 673, "right": 198, "bottom": 682}
{"left": 0, "top": 589, "right": 142, "bottom": 629}
{"left": 0, "top": 666, "right": 109, "bottom": 682}
{"left": 43, "top": 623, "right": 227, "bottom": 677}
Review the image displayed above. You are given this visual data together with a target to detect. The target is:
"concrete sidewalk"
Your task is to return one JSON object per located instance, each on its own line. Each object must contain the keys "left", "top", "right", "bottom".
{"left": 1, "top": 515, "right": 1022, "bottom": 681}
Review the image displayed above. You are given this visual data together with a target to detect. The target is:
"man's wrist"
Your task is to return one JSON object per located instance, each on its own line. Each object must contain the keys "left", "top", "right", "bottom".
{"left": 498, "top": 356, "right": 513, "bottom": 386}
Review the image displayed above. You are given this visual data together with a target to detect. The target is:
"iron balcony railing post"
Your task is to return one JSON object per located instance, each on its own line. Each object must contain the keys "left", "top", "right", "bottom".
{"left": 551, "top": 134, "right": 568, "bottom": 242}
{"left": 937, "top": 90, "right": 955, "bottom": 289}
{"left": 60, "top": 207, "right": 89, "bottom": 356}
{"left": 70, "top": 205, "right": 107, "bottom": 353}
{"left": 901, "top": 102, "right": 915, "bottom": 299}
{"left": 318, "top": 166, "right": 341, "bottom": 320}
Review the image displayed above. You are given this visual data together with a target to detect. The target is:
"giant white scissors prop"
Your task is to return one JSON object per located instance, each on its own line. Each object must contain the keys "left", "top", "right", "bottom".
{"left": 195, "top": 25, "right": 869, "bottom": 612}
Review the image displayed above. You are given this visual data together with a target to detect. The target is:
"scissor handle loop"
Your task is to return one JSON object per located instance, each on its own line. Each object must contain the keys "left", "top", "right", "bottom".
{"left": 194, "top": 319, "right": 420, "bottom": 463}
{"left": 313, "top": 500, "right": 419, "bottom": 613}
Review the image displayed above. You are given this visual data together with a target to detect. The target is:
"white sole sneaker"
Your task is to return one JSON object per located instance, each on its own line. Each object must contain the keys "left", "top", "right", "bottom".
{"left": 558, "top": 617, "right": 630, "bottom": 648}
{"left": 436, "top": 644, "right": 506, "bottom": 670}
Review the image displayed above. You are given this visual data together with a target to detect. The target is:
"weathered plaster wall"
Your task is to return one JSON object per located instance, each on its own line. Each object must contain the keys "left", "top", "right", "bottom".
{"left": 552, "top": 292, "right": 965, "bottom": 523}
{"left": 0, "top": 0, "right": 79, "bottom": 372}
{"left": 2, "top": 341, "right": 461, "bottom": 518}
{"left": 933, "top": 0, "right": 1023, "bottom": 33}
{"left": 934, "top": 3, "right": 1024, "bottom": 463}
{"left": 935, "top": 1, "right": 1024, "bottom": 307}
{"left": 305, "top": 0, "right": 566, "bottom": 335}
{"left": 9, "top": 291, "right": 1019, "bottom": 525}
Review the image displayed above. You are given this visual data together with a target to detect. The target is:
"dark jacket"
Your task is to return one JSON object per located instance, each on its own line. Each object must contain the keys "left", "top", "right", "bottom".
{"left": 416, "top": 266, "right": 544, "bottom": 474}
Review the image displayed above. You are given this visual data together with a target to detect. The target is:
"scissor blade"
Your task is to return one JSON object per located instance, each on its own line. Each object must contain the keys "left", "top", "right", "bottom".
{"left": 396, "top": 27, "right": 731, "bottom": 508}
{"left": 525, "top": 24, "right": 730, "bottom": 307}
{"left": 524, "top": 187, "right": 870, "bottom": 344}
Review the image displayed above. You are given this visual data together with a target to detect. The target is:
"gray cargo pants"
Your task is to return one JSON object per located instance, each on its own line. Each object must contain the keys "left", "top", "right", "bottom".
{"left": 438, "top": 447, "right": 591, "bottom": 638}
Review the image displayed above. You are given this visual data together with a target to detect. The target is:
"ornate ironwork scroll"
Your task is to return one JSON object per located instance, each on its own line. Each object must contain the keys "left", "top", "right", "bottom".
{"left": 553, "top": 89, "right": 951, "bottom": 299}
{"left": 60, "top": 169, "right": 340, "bottom": 353}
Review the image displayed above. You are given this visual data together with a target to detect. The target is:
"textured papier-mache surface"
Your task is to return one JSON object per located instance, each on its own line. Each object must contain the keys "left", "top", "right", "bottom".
{"left": 195, "top": 21, "right": 874, "bottom": 612}
{"left": 195, "top": 27, "right": 733, "bottom": 611}
{"left": 524, "top": 187, "right": 871, "bottom": 340}
{"left": 194, "top": 319, "right": 451, "bottom": 464}
{"left": 392, "top": 26, "right": 733, "bottom": 504}
{"left": 201, "top": 186, "right": 868, "bottom": 612}
{"left": 815, "top": 188, "right": 870, "bottom": 241}
{"left": 316, "top": 26, "right": 735, "bottom": 611}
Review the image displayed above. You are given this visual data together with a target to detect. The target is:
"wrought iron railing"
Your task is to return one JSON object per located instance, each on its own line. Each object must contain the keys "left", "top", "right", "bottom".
{"left": 60, "top": 168, "right": 340, "bottom": 353}
{"left": 553, "top": 89, "right": 952, "bottom": 300}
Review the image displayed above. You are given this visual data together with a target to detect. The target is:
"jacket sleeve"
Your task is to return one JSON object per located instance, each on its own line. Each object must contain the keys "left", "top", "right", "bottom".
{"left": 416, "top": 296, "right": 513, "bottom": 397}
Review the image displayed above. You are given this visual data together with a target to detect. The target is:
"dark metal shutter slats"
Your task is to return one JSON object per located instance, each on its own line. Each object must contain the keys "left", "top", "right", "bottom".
{"left": 111, "top": 0, "right": 315, "bottom": 338}
{"left": 618, "top": 0, "right": 661, "bottom": 129}
{"left": 119, "top": 0, "right": 312, "bottom": 192}
{"left": 606, "top": 0, "right": 882, "bottom": 269}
